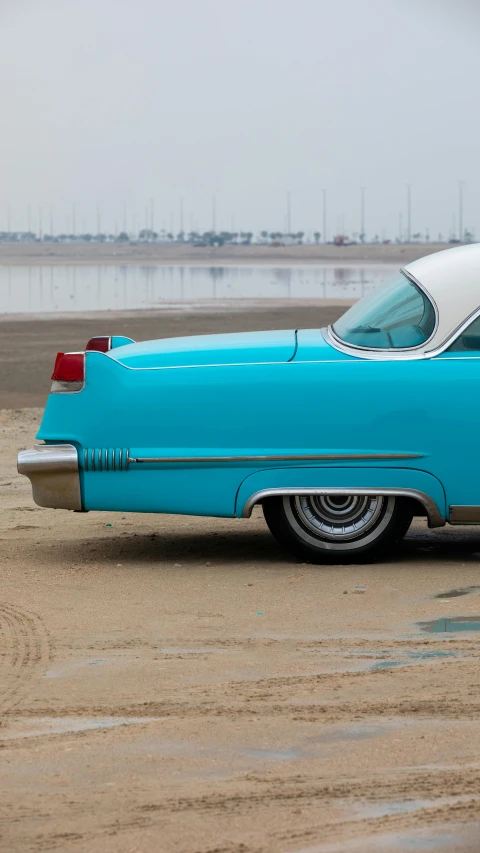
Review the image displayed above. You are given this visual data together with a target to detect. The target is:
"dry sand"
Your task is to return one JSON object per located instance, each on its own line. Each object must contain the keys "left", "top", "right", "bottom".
{"left": 0, "top": 241, "right": 450, "bottom": 267}
{"left": 2, "top": 309, "right": 480, "bottom": 852}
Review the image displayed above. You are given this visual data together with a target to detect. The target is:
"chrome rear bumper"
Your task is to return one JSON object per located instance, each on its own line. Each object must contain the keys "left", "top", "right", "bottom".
{"left": 17, "top": 444, "right": 82, "bottom": 510}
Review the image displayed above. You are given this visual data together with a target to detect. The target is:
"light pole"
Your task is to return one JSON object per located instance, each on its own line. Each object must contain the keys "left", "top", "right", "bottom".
{"left": 322, "top": 188, "right": 327, "bottom": 244}
{"left": 360, "top": 187, "right": 366, "bottom": 242}
{"left": 458, "top": 180, "right": 465, "bottom": 242}
{"left": 286, "top": 191, "right": 291, "bottom": 234}
{"left": 150, "top": 198, "right": 155, "bottom": 234}
{"left": 405, "top": 184, "right": 411, "bottom": 243}
{"left": 212, "top": 195, "right": 216, "bottom": 232}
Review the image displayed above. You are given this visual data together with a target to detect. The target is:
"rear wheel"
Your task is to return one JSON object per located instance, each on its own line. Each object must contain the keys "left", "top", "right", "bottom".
{"left": 262, "top": 493, "right": 413, "bottom": 564}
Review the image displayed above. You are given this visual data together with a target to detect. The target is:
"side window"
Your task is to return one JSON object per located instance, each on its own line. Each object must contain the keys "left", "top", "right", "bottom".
{"left": 447, "top": 316, "right": 480, "bottom": 353}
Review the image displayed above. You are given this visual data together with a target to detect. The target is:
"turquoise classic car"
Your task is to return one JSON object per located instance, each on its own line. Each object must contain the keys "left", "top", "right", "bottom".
{"left": 17, "top": 244, "right": 480, "bottom": 563}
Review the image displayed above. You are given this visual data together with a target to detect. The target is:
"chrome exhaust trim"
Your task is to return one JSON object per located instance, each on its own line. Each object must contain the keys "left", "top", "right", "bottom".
{"left": 17, "top": 444, "right": 82, "bottom": 510}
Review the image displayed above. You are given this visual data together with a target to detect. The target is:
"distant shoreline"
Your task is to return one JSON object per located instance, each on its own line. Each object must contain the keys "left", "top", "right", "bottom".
{"left": 0, "top": 242, "right": 456, "bottom": 266}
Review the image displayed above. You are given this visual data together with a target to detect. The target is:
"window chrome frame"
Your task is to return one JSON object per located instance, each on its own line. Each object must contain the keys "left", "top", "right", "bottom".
{"left": 328, "top": 269, "right": 439, "bottom": 358}
{"left": 326, "top": 300, "right": 480, "bottom": 362}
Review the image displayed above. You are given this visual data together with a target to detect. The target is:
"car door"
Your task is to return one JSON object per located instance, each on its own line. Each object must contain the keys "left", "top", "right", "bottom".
{"left": 431, "top": 314, "right": 480, "bottom": 518}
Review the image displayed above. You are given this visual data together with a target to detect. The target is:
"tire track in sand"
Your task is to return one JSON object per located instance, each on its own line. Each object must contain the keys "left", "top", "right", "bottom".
{"left": 0, "top": 603, "right": 51, "bottom": 712}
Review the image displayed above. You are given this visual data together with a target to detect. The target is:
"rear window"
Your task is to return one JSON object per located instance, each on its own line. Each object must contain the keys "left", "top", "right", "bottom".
{"left": 333, "top": 272, "right": 436, "bottom": 350}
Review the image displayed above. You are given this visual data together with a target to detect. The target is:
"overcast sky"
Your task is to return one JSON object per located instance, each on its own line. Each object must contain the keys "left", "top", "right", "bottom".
{"left": 0, "top": 0, "right": 479, "bottom": 239}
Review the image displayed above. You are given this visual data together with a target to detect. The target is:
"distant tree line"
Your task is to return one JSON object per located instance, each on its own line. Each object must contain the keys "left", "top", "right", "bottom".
{"left": 0, "top": 228, "right": 475, "bottom": 246}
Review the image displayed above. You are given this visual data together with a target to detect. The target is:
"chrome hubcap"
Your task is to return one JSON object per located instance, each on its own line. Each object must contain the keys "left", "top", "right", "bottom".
{"left": 290, "top": 494, "right": 386, "bottom": 541}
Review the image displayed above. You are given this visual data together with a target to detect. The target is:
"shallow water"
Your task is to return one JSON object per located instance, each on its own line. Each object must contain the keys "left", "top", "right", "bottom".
{"left": 289, "top": 823, "right": 477, "bottom": 852}
{"left": 0, "top": 716, "right": 158, "bottom": 740}
{"left": 353, "top": 794, "right": 480, "bottom": 821}
{"left": 0, "top": 262, "right": 396, "bottom": 314}
{"left": 419, "top": 616, "right": 480, "bottom": 633}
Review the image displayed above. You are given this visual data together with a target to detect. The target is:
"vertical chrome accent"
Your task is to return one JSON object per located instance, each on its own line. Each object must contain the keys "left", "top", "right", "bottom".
{"left": 91, "top": 448, "right": 95, "bottom": 471}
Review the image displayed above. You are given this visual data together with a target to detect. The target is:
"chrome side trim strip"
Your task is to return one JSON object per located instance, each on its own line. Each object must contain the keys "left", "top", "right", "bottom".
{"left": 17, "top": 444, "right": 82, "bottom": 511}
{"left": 105, "top": 356, "right": 347, "bottom": 372}
{"left": 105, "top": 350, "right": 480, "bottom": 370}
{"left": 129, "top": 452, "right": 423, "bottom": 465}
{"left": 449, "top": 506, "right": 480, "bottom": 525}
{"left": 242, "top": 487, "right": 445, "bottom": 528}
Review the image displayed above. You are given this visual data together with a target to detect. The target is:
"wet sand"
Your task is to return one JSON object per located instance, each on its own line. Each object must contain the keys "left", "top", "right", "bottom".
{"left": 2, "top": 408, "right": 480, "bottom": 851}
{"left": 0, "top": 241, "right": 449, "bottom": 266}
{"left": 2, "top": 307, "right": 480, "bottom": 851}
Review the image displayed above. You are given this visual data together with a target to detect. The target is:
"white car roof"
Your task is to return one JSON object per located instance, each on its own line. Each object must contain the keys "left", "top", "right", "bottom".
{"left": 404, "top": 243, "right": 480, "bottom": 351}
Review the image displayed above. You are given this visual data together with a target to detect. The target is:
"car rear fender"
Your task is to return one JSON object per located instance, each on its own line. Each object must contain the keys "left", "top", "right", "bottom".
{"left": 236, "top": 467, "right": 446, "bottom": 528}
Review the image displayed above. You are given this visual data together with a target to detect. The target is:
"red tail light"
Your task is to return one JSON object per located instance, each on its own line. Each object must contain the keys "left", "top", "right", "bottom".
{"left": 51, "top": 352, "right": 85, "bottom": 392}
{"left": 86, "top": 336, "right": 112, "bottom": 353}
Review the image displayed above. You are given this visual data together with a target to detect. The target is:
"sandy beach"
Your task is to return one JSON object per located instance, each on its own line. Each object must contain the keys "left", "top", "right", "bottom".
{"left": 0, "top": 241, "right": 451, "bottom": 266}
{"left": 2, "top": 406, "right": 480, "bottom": 852}
{"left": 1, "top": 306, "right": 480, "bottom": 851}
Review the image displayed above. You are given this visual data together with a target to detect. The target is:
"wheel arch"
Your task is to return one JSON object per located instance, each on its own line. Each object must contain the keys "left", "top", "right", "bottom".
{"left": 235, "top": 466, "right": 446, "bottom": 528}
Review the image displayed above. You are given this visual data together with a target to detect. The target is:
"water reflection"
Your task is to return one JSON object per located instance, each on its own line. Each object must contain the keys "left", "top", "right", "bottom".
{"left": 0, "top": 263, "right": 397, "bottom": 314}
{"left": 419, "top": 616, "right": 480, "bottom": 633}
{"left": 434, "top": 586, "right": 480, "bottom": 599}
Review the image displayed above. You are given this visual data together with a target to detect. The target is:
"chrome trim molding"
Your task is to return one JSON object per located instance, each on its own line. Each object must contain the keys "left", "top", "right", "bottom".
{"left": 106, "top": 356, "right": 349, "bottom": 372}
{"left": 129, "top": 452, "right": 423, "bottom": 465}
{"left": 449, "top": 506, "right": 480, "bottom": 525}
{"left": 242, "top": 487, "right": 445, "bottom": 528}
{"left": 17, "top": 444, "right": 82, "bottom": 510}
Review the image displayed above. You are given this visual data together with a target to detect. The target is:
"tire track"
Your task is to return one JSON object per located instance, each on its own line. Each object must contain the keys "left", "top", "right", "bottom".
{"left": 0, "top": 603, "right": 51, "bottom": 712}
